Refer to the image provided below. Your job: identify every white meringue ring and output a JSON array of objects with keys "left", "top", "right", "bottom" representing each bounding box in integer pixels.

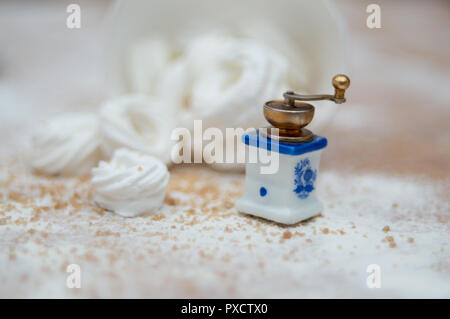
[
  {"left": 157, "top": 32, "right": 289, "bottom": 130},
  {"left": 30, "top": 113, "right": 103, "bottom": 176},
  {"left": 127, "top": 38, "right": 173, "bottom": 95},
  {"left": 190, "top": 36, "right": 288, "bottom": 129},
  {"left": 91, "top": 148, "right": 170, "bottom": 217},
  {"left": 99, "top": 95, "right": 175, "bottom": 164}
]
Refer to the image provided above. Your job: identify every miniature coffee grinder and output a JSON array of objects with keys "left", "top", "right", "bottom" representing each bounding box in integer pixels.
[{"left": 236, "top": 75, "right": 350, "bottom": 224}]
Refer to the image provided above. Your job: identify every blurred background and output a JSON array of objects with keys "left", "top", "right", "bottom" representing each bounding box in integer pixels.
[{"left": 0, "top": 0, "right": 448, "bottom": 179}]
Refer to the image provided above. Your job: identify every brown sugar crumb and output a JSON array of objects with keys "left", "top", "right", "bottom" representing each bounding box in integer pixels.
[
  {"left": 93, "top": 208, "right": 105, "bottom": 216},
  {"left": 199, "top": 250, "right": 212, "bottom": 259},
  {"left": 54, "top": 201, "right": 68, "bottom": 210},
  {"left": 9, "top": 251, "right": 16, "bottom": 261},
  {"left": 408, "top": 237, "right": 415, "bottom": 243},
  {"left": 8, "top": 191, "right": 25, "bottom": 202},
  {"left": 82, "top": 251, "right": 98, "bottom": 262},
  {"left": 338, "top": 229, "right": 346, "bottom": 235},
  {"left": 164, "top": 195, "right": 178, "bottom": 206},
  {"left": 392, "top": 203, "right": 398, "bottom": 208},
  {"left": 30, "top": 212, "right": 41, "bottom": 223},
  {"left": 138, "top": 166, "right": 143, "bottom": 172},
  {"left": 321, "top": 228, "right": 329, "bottom": 234},
  {"left": 224, "top": 225, "right": 233, "bottom": 233},
  {"left": 152, "top": 214, "right": 165, "bottom": 221},
  {"left": 306, "top": 239, "right": 312, "bottom": 243},
  {"left": 282, "top": 230, "right": 292, "bottom": 239},
  {"left": 0, "top": 218, "right": 9, "bottom": 225},
  {"left": 14, "top": 217, "right": 27, "bottom": 226},
  {"left": 186, "top": 208, "right": 196, "bottom": 215},
  {"left": 384, "top": 236, "right": 397, "bottom": 248},
  {"left": 4, "top": 203, "right": 16, "bottom": 212},
  {"left": 95, "top": 230, "right": 120, "bottom": 237},
  {"left": 382, "top": 225, "right": 390, "bottom": 233}
]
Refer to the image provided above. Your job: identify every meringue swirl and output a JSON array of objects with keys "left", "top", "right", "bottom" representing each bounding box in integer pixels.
[
  {"left": 91, "top": 148, "right": 169, "bottom": 217},
  {"left": 31, "top": 113, "right": 102, "bottom": 176},
  {"left": 189, "top": 34, "right": 288, "bottom": 129},
  {"left": 99, "top": 95, "right": 175, "bottom": 164},
  {"left": 127, "top": 38, "right": 172, "bottom": 95},
  {"left": 156, "top": 32, "right": 288, "bottom": 130}
]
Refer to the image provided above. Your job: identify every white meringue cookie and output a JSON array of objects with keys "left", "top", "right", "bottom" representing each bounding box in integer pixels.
[
  {"left": 127, "top": 38, "right": 173, "bottom": 95},
  {"left": 155, "top": 32, "right": 287, "bottom": 170},
  {"left": 91, "top": 148, "right": 169, "bottom": 217},
  {"left": 30, "top": 113, "right": 103, "bottom": 176},
  {"left": 157, "top": 32, "right": 288, "bottom": 130},
  {"left": 99, "top": 95, "right": 175, "bottom": 164}
]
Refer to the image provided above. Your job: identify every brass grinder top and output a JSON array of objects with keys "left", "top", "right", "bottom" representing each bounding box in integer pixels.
[{"left": 262, "top": 74, "right": 350, "bottom": 143}]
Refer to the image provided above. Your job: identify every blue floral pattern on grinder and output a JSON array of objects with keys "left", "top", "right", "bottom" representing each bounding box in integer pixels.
[{"left": 293, "top": 158, "right": 317, "bottom": 199}]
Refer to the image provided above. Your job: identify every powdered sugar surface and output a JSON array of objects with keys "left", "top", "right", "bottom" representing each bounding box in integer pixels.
[{"left": 1, "top": 160, "right": 448, "bottom": 298}]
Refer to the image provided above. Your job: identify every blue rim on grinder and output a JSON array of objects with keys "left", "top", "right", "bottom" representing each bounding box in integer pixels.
[{"left": 236, "top": 75, "right": 350, "bottom": 225}]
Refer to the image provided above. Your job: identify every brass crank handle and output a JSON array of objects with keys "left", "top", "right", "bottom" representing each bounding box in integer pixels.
[{"left": 283, "top": 74, "right": 350, "bottom": 106}]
